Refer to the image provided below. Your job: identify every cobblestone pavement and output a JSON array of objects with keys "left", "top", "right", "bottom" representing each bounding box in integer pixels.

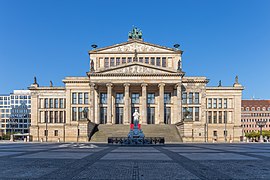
[{"left": 0, "top": 142, "right": 270, "bottom": 179}]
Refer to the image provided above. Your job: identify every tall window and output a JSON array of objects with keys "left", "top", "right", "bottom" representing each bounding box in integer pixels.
[
  {"left": 156, "top": 57, "right": 161, "bottom": 66},
  {"left": 218, "top": 111, "right": 222, "bottom": 123},
  {"left": 164, "top": 93, "right": 171, "bottom": 104},
  {"left": 188, "top": 93, "right": 193, "bottom": 104},
  {"left": 55, "top": 99, "right": 59, "bottom": 108},
  {"left": 78, "top": 93, "right": 83, "bottom": 104},
  {"left": 110, "top": 57, "right": 115, "bottom": 67},
  {"left": 145, "top": 57, "right": 149, "bottom": 64},
  {"left": 72, "top": 93, "right": 77, "bottom": 104},
  {"left": 84, "top": 93, "right": 89, "bottom": 104},
  {"left": 44, "top": 99, "right": 48, "bottom": 108},
  {"left": 147, "top": 93, "right": 155, "bottom": 104},
  {"left": 224, "top": 98, "right": 228, "bottom": 109},
  {"left": 213, "top": 111, "right": 217, "bottom": 123},
  {"left": 60, "top": 99, "right": 64, "bottom": 108},
  {"left": 105, "top": 57, "right": 109, "bottom": 68},
  {"left": 116, "top": 57, "right": 120, "bottom": 65},
  {"left": 122, "top": 57, "right": 126, "bottom": 64},
  {"left": 194, "top": 93, "right": 199, "bottom": 104},
  {"left": 213, "top": 98, "right": 217, "bottom": 109},
  {"left": 100, "top": 93, "right": 107, "bottom": 104},
  {"left": 72, "top": 107, "right": 77, "bottom": 121},
  {"left": 151, "top": 57, "right": 155, "bottom": 65},
  {"left": 218, "top": 98, "right": 222, "bottom": 108},
  {"left": 132, "top": 93, "right": 140, "bottom": 104},
  {"left": 49, "top": 99, "right": 53, "bottom": 108},
  {"left": 208, "top": 98, "right": 212, "bottom": 108},
  {"left": 195, "top": 107, "right": 199, "bottom": 121},
  {"left": 162, "top": 57, "right": 166, "bottom": 67},
  {"left": 116, "top": 93, "right": 124, "bottom": 104},
  {"left": 182, "top": 92, "right": 187, "bottom": 104}
]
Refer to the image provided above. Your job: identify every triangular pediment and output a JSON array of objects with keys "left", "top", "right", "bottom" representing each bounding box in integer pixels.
[
  {"left": 89, "top": 40, "right": 180, "bottom": 53},
  {"left": 94, "top": 62, "right": 181, "bottom": 75}
]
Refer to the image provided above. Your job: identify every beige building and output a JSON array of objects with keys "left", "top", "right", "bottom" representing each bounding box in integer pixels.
[{"left": 29, "top": 27, "right": 244, "bottom": 143}]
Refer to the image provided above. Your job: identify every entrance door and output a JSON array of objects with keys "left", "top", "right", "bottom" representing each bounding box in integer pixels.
[
  {"left": 147, "top": 107, "right": 155, "bottom": 124},
  {"left": 116, "top": 107, "right": 123, "bottom": 124}
]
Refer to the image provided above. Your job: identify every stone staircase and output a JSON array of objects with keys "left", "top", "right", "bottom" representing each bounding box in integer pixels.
[{"left": 90, "top": 124, "right": 183, "bottom": 143}]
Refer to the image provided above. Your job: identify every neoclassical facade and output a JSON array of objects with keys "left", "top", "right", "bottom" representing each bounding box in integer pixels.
[{"left": 29, "top": 28, "right": 244, "bottom": 142}]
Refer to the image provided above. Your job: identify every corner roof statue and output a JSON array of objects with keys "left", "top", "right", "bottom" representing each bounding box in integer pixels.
[{"left": 128, "top": 27, "right": 143, "bottom": 40}]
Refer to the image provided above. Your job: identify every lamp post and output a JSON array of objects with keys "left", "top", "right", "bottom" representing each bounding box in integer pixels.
[{"left": 256, "top": 119, "right": 266, "bottom": 143}]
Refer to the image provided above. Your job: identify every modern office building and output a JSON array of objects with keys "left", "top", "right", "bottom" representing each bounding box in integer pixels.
[
  {"left": 0, "top": 90, "right": 31, "bottom": 135},
  {"left": 241, "top": 100, "right": 270, "bottom": 134},
  {"left": 29, "top": 27, "right": 244, "bottom": 142}
]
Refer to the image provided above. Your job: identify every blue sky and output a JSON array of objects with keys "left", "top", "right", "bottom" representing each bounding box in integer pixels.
[{"left": 0, "top": 0, "right": 270, "bottom": 99}]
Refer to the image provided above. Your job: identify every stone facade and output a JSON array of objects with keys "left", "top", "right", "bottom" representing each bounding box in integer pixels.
[{"left": 29, "top": 28, "right": 244, "bottom": 142}]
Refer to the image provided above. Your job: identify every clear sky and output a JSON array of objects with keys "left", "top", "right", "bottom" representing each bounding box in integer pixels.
[{"left": 0, "top": 0, "right": 270, "bottom": 99}]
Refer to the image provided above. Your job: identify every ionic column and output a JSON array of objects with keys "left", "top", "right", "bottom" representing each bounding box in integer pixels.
[
  {"left": 124, "top": 83, "right": 130, "bottom": 124},
  {"left": 89, "top": 83, "right": 95, "bottom": 122},
  {"left": 176, "top": 83, "right": 182, "bottom": 123},
  {"left": 141, "top": 83, "right": 148, "bottom": 124},
  {"left": 106, "top": 83, "right": 113, "bottom": 124},
  {"left": 158, "top": 83, "right": 165, "bottom": 124}
]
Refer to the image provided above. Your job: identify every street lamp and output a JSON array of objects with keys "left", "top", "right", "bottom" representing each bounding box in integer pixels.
[{"left": 256, "top": 119, "right": 266, "bottom": 143}]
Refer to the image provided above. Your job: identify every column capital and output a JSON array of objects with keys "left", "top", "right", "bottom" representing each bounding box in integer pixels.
[
  {"left": 158, "top": 83, "right": 165, "bottom": 88},
  {"left": 141, "top": 83, "right": 148, "bottom": 87},
  {"left": 106, "top": 83, "right": 113, "bottom": 88},
  {"left": 123, "top": 83, "right": 130, "bottom": 87}
]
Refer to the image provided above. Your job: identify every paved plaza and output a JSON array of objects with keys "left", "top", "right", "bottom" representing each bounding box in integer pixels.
[{"left": 0, "top": 143, "right": 270, "bottom": 179}]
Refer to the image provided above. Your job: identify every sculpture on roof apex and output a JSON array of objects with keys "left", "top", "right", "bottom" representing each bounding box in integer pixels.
[{"left": 128, "top": 26, "right": 143, "bottom": 40}]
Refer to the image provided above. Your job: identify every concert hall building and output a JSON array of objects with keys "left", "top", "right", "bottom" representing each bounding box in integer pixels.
[{"left": 29, "top": 27, "right": 244, "bottom": 143}]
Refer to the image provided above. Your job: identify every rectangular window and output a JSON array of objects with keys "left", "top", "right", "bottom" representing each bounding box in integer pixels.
[
  {"left": 188, "top": 93, "right": 193, "bottom": 104},
  {"left": 218, "top": 98, "right": 222, "bottom": 108},
  {"left": 147, "top": 93, "right": 155, "bottom": 104},
  {"left": 72, "top": 93, "right": 77, "bottom": 104},
  {"left": 194, "top": 93, "right": 199, "bottom": 104},
  {"left": 100, "top": 93, "right": 107, "bottom": 104},
  {"left": 151, "top": 57, "right": 155, "bottom": 65},
  {"left": 139, "top": 57, "right": 143, "bottom": 63},
  {"left": 122, "top": 57, "right": 126, "bottom": 64},
  {"left": 60, "top": 99, "right": 64, "bottom": 108},
  {"left": 54, "top": 130, "right": 58, "bottom": 136},
  {"left": 128, "top": 57, "right": 132, "bottom": 63},
  {"left": 84, "top": 93, "right": 89, "bottom": 104},
  {"left": 116, "top": 57, "right": 120, "bottom": 65},
  {"left": 164, "top": 93, "right": 171, "bottom": 104},
  {"left": 116, "top": 93, "right": 124, "bottom": 104},
  {"left": 110, "top": 57, "right": 115, "bottom": 67},
  {"left": 55, "top": 111, "right": 58, "bottom": 123},
  {"left": 213, "top": 111, "right": 217, "bottom": 123},
  {"left": 224, "top": 98, "right": 228, "bottom": 109},
  {"left": 156, "top": 57, "right": 161, "bottom": 66},
  {"left": 55, "top": 99, "right": 59, "bottom": 108},
  {"left": 44, "top": 98, "right": 48, "bottom": 108},
  {"left": 78, "top": 107, "right": 83, "bottom": 120},
  {"left": 208, "top": 98, "right": 212, "bottom": 108},
  {"left": 208, "top": 111, "right": 212, "bottom": 123},
  {"left": 49, "top": 99, "right": 53, "bottom": 108},
  {"left": 105, "top": 57, "right": 109, "bottom": 68},
  {"left": 162, "top": 57, "right": 166, "bottom": 67},
  {"left": 132, "top": 93, "right": 140, "bottom": 104},
  {"left": 145, "top": 57, "right": 149, "bottom": 64},
  {"left": 218, "top": 111, "right": 222, "bottom": 123},
  {"left": 78, "top": 93, "right": 83, "bottom": 104},
  {"left": 182, "top": 92, "right": 187, "bottom": 104},
  {"left": 213, "top": 98, "right": 217, "bottom": 109},
  {"left": 195, "top": 107, "right": 199, "bottom": 121},
  {"left": 59, "top": 111, "right": 63, "bottom": 123},
  {"left": 72, "top": 107, "right": 77, "bottom": 121}
]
